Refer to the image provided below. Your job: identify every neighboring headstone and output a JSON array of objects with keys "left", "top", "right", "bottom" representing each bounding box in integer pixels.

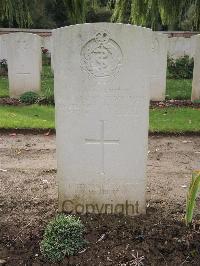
[
  {"left": 190, "top": 35, "right": 196, "bottom": 58},
  {"left": 192, "top": 34, "right": 200, "bottom": 101},
  {"left": 150, "top": 32, "right": 168, "bottom": 101},
  {"left": 0, "top": 34, "right": 8, "bottom": 61},
  {"left": 53, "top": 23, "right": 152, "bottom": 216},
  {"left": 7, "top": 32, "right": 42, "bottom": 98},
  {"left": 168, "top": 36, "right": 192, "bottom": 59}
]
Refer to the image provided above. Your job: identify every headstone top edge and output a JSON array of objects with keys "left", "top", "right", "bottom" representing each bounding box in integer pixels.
[{"left": 53, "top": 23, "right": 152, "bottom": 33}]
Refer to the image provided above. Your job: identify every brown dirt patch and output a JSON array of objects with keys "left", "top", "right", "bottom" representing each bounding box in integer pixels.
[
  {"left": 0, "top": 134, "right": 200, "bottom": 265},
  {"left": 1, "top": 98, "right": 200, "bottom": 109},
  {"left": 150, "top": 100, "right": 200, "bottom": 108},
  {"left": 0, "top": 98, "right": 21, "bottom": 105}
]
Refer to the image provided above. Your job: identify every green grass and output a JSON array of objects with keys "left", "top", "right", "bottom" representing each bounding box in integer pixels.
[
  {"left": 0, "top": 65, "right": 54, "bottom": 99},
  {"left": 150, "top": 107, "right": 200, "bottom": 133},
  {"left": 0, "top": 77, "right": 9, "bottom": 97},
  {"left": 0, "top": 105, "right": 54, "bottom": 129},
  {"left": 0, "top": 105, "right": 200, "bottom": 133},
  {"left": 166, "top": 79, "right": 192, "bottom": 100},
  {"left": 41, "top": 65, "right": 54, "bottom": 99}
]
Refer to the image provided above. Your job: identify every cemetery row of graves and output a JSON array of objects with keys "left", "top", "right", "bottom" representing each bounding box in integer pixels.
[
  {"left": 0, "top": 31, "right": 200, "bottom": 133},
  {"left": 0, "top": 24, "right": 200, "bottom": 265}
]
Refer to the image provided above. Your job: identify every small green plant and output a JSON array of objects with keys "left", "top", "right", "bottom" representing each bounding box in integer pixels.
[
  {"left": 167, "top": 55, "right": 194, "bottom": 79},
  {"left": 40, "top": 214, "right": 86, "bottom": 262},
  {"left": 20, "top": 91, "right": 39, "bottom": 104},
  {"left": 185, "top": 171, "right": 200, "bottom": 226}
]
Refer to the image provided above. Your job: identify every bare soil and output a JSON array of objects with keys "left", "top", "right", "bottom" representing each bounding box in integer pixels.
[
  {"left": 0, "top": 134, "right": 200, "bottom": 265},
  {"left": 150, "top": 100, "right": 200, "bottom": 108}
]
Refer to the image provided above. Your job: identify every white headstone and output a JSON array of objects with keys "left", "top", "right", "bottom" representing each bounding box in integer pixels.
[
  {"left": 7, "top": 32, "right": 42, "bottom": 98},
  {"left": 53, "top": 23, "right": 152, "bottom": 216},
  {"left": 192, "top": 34, "right": 200, "bottom": 101},
  {"left": 150, "top": 32, "right": 168, "bottom": 101}
]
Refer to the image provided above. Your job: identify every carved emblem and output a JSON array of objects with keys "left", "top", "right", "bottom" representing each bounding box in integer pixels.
[{"left": 81, "top": 31, "right": 123, "bottom": 78}]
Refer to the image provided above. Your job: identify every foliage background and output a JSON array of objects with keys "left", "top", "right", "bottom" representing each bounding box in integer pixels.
[{"left": 1, "top": 0, "right": 200, "bottom": 30}]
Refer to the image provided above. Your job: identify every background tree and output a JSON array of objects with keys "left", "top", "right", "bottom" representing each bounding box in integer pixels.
[
  {"left": 112, "top": 0, "right": 200, "bottom": 31},
  {"left": 0, "top": 0, "right": 32, "bottom": 27},
  {"left": 86, "top": 0, "right": 113, "bottom": 23},
  {"left": 63, "top": 0, "right": 87, "bottom": 24},
  {"left": 2, "top": 0, "right": 200, "bottom": 30},
  {"left": 29, "top": 0, "right": 58, "bottom": 29}
]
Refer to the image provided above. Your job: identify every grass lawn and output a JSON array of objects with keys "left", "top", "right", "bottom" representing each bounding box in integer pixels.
[
  {"left": 166, "top": 79, "right": 192, "bottom": 100},
  {"left": 150, "top": 107, "right": 200, "bottom": 133},
  {"left": 0, "top": 105, "right": 200, "bottom": 133},
  {"left": 0, "top": 77, "right": 9, "bottom": 97},
  {"left": 0, "top": 105, "right": 54, "bottom": 129},
  {"left": 41, "top": 65, "right": 54, "bottom": 100}
]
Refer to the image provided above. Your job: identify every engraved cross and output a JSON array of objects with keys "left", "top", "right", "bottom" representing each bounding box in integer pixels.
[{"left": 85, "top": 120, "right": 119, "bottom": 175}]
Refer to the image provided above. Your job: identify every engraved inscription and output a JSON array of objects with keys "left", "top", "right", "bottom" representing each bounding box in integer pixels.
[
  {"left": 81, "top": 31, "right": 123, "bottom": 78},
  {"left": 85, "top": 120, "right": 119, "bottom": 175}
]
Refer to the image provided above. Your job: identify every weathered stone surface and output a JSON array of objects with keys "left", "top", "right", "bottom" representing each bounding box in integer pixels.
[
  {"left": 7, "top": 32, "right": 42, "bottom": 98},
  {"left": 53, "top": 23, "right": 152, "bottom": 215}
]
